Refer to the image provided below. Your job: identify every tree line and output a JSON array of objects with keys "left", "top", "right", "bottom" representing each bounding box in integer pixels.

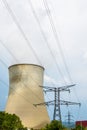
[{"left": 0, "top": 112, "right": 87, "bottom": 130}]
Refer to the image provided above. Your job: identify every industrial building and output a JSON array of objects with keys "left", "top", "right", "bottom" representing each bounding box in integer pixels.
[
  {"left": 5, "top": 64, "right": 50, "bottom": 129},
  {"left": 76, "top": 120, "right": 87, "bottom": 128}
]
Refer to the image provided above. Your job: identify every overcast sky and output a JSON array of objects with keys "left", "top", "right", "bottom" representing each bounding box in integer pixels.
[{"left": 0, "top": 0, "right": 87, "bottom": 122}]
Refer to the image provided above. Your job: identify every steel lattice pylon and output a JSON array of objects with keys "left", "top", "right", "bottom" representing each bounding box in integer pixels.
[{"left": 34, "top": 84, "right": 81, "bottom": 121}]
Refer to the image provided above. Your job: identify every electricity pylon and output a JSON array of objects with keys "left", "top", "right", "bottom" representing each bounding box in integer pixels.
[
  {"left": 65, "top": 111, "right": 74, "bottom": 125},
  {"left": 34, "top": 84, "right": 81, "bottom": 121}
]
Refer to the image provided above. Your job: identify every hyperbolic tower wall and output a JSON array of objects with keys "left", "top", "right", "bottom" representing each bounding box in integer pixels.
[{"left": 5, "top": 64, "right": 50, "bottom": 129}]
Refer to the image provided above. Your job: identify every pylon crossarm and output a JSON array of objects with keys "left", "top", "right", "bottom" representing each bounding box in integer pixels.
[
  {"left": 33, "top": 100, "right": 54, "bottom": 107},
  {"left": 40, "top": 84, "right": 75, "bottom": 91},
  {"left": 60, "top": 100, "right": 81, "bottom": 106},
  {"left": 39, "top": 85, "right": 55, "bottom": 89},
  {"left": 61, "top": 88, "right": 70, "bottom": 92},
  {"left": 58, "top": 84, "right": 76, "bottom": 91},
  {"left": 39, "top": 85, "right": 55, "bottom": 91},
  {"left": 40, "top": 84, "right": 76, "bottom": 92},
  {"left": 45, "top": 89, "right": 55, "bottom": 92}
]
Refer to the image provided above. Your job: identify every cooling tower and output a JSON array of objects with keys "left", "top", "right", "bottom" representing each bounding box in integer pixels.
[{"left": 5, "top": 64, "right": 50, "bottom": 129}]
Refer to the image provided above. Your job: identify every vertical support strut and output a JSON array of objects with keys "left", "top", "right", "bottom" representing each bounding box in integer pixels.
[
  {"left": 53, "top": 88, "right": 56, "bottom": 120},
  {"left": 58, "top": 88, "right": 61, "bottom": 121},
  {"left": 53, "top": 88, "right": 61, "bottom": 121}
]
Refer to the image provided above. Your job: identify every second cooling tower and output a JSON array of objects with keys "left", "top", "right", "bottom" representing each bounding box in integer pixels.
[{"left": 5, "top": 64, "right": 50, "bottom": 129}]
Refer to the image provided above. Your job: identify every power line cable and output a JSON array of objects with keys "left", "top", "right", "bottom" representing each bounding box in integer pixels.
[
  {"left": 0, "top": 0, "right": 44, "bottom": 86},
  {"left": 30, "top": 0, "right": 81, "bottom": 120},
  {"left": 0, "top": 80, "right": 36, "bottom": 105},
  {"left": 1, "top": 0, "right": 71, "bottom": 89},
  {"left": 1, "top": 0, "right": 58, "bottom": 104},
  {"left": 0, "top": 57, "right": 53, "bottom": 114},
  {"left": 27, "top": 0, "right": 68, "bottom": 85},
  {"left": 1, "top": 0, "right": 76, "bottom": 115},
  {"left": 0, "top": 79, "right": 51, "bottom": 120},
  {"left": 42, "top": 0, "right": 73, "bottom": 84},
  {"left": 0, "top": 75, "right": 52, "bottom": 116},
  {"left": 0, "top": 58, "right": 45, "bottom": 103},
  {"left": 0, "top": 40, "right": 18, "bottom": 62},
  {"left": 0, "top": 58, "right": 8, "bottom": 67},
  {"left": 27, "top": 0, "right": 67, "bottom": 102},
  {"left": 0, "top": 75, "right": 52, "bottom": 115},
  {"left": 1, "top": 0, "right": 57, "bottom": 115},
  {"left": 1, "top": 0, "right": 42, "bottom": 66},
  {"left": 1, "top": 0, "right": 57, "bottom": 88},
  {"left": 0, "top": 33, "right": 53, "bottom": 108},
  {"left": 0, "top": 40, "right": 78, "bottom": 118},
  {"left": 42, "top": 0, "right": 81, "bottom": 105}
]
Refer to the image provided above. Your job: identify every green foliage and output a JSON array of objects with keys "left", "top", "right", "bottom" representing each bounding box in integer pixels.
[
  {"left": 0, "top": 111, "right": 27, "bottom": 130},
  {"left": 40, "top": 120, "right": 66, "bottom": 130},
  {"left": 76, "top": 125, "right": 84, "bottom": 130},
  {"left": 71, "top": 125, "right": 85, "bottom": 130}
]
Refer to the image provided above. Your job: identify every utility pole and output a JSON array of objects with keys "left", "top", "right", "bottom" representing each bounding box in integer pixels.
[{"left": 34, "top": 84, "right": 81, "bottom": 121}]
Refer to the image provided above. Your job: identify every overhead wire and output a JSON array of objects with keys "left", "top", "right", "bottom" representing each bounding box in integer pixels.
[
  {"left": 42, "top": 0, "right": 81, "bottom": 106},
  {"left": 0, "top": 0, "right": 78, "bottom": 117},
  {"left": 27, "top": 0, "right": 67, "bottom": 85},
  {"left": 26, "top": 0, "right": 80, "bottom": 118},
  {"left": 0, "top": 40, "right": 18, "bottom": 62},
  {"left": 1, "top": 0, "right": 46, "bottom": 101},
  {"left": 42, "top": 0, "right": 73, "bottom": 84},
  {"left": 41, "top": 0, "right": 82, "bottom": 121},
  {"left": 0, "top": 57, "right": 45, "bottom": 104},
  {"left": 0, "top": 37, "right": 46, "bottom": 102},
  {"left": 0, "top": 80, "right": 35, "bottom": 105},
  {"left": 1, "top": 0, "right": 56, "bottom": 88},
  {"left": 0, "top": 60, "right": 52, "bottom": 116},
  {"left": 0, "top": 0, "right": 56, "bottom": 107},
  {"left": 1, "top": 0, "right": 42, "bottom": 66},
  {"left": 0, "top": 47, "right": 53, "bottom": 114},
  {"left": 1, "top": 0, "right": 72, "bottom": 94},
  {"left": 0, "top": 0, "right": 74, "bottom": 100},
  {"left": 0, "top": 58, "right": 8, "bottom": 67},
  {"left": 0, "top": 80, "right": 52, "bottom": 120}
]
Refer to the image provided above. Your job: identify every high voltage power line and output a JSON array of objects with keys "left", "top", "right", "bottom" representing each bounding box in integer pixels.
[
  {"left": 1, "top": 0, "right": 65, "bottom": 86},
  {"left": 1, "top": 0, "right": 56, "bottom": 89},
  {"left": 1, "top": 0, "right": 42, "bottom": 66},
  {"left": 0, "top": 58, "right": 8, "bottom": 68},
  {"left": 34, "top": 84, "right": 81, "bottom": 121},
  {"left": 0, "top": 39, "right": 18, "bottom": 62},
  {"left": 27, "top": 0, "right": 67, "bottom": 85},
  {"left": 28, "top": 0, "right": 81, "bottom": 120},
  {"left": 0, "top": 2, "right": 68, "bottom": 118},
  {"left": 0, "top": 41, "right": 53, "bottom": 114},
  {"left": 0, "top": 0, "right": 74, "bottom": 102},
  {"left": 42, "top": 0, "right": 80, "bottom": 104},
  {"left": 0, "top": 59, "right": 47, "bottom": 106},
  {"left": 0, "top": 67, "right": 53, "bottom": 115},
  {"left": 0, "top": 38, "right": 53, "bottom": 106},
  {"left": 27, "top": 0, "right": 80, "bottom": 105},
  {"left": 0, "top": 80, "right": 39, "bottom": 106},
  {"left": 42, "top": 0, "right": 73, "bottom": 84},
  {"left": 0, "top": 0, "right": 80, "bottom": 94},
  {"left": 0, "top": 0, "right": 81, "bottom": 120},
  {"left": 1, "top": 0, "right": 70, "bottom": 86}
]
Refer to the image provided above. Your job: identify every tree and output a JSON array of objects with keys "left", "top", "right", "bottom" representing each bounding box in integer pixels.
[
  {"left": 71, "top": 125, "right": 85, "bottom": 130},
  {"left": 75, "top": 125, "right": 84, "bottom": 130},
  {"left": 40, "top": 120, "right": 66, "bottom": 130},
  {"left": 0, "top": 111, "right": 27, "bottom": 130}
]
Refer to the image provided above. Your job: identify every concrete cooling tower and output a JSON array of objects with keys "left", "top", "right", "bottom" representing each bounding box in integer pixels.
[{"left": 5, "top": 64, "right": 50, "bottom": 129}]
